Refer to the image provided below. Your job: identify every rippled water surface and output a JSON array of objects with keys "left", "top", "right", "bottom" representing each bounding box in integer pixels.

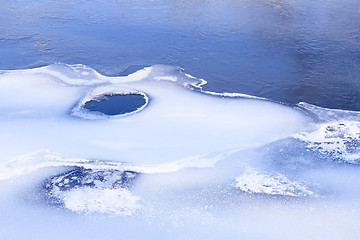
[{"left": 1, "top": 0, "right": 360, "bottom": 109}]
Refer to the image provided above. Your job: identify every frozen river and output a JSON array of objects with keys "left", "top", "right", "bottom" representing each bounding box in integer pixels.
[{"left": 1, "top": 1, "right": 360, "bottom": 239}]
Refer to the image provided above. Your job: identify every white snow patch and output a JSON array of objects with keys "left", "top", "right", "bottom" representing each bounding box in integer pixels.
[
  {"left": 294, "top": 121, "right": 360, "bottom": 164},
  {"left": 154, "top": 76, "right": 178, "bottom": 82},
  {"left": 201, "top": 90, "right": 267, "bottom": 100},
  {"left": 62, "top": 187, "right": 141, "bottom": 215},
  {"left": 234, "top": 169, "right": 314, "bottom": 197}
]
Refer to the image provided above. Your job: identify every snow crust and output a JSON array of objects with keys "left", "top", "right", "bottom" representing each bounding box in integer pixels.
[
  {"left": 295, "top": 103, "right": 360, "bottom": 164},
  {"left": 62, "top": 187, "right": 141, "bottom": 215},
  {"left": 235, "top": 168, "right": 314, "bottom": 197}
]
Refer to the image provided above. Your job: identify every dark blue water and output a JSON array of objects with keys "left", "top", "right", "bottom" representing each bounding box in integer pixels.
[
  {"left": 1, "top": 0, "right": 360, "bottom": 110},
  {"left": 83, "top": 94, "right": 146, "bottom": 115}
]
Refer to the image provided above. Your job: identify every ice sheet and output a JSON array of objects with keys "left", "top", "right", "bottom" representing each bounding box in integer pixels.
[
  {"left": 1, "top": 65, "right": 360, "bottom": 239},
  {"left": 0, "top": 64, "right": 309, "bottom": 165}
]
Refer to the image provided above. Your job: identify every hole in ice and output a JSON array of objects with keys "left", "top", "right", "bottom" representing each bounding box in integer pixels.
[{"left": 83, "top": 93, "right": 147, "bottom": 116}]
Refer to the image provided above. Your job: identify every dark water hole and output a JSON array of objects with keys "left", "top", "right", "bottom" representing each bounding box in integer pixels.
[{"left": 83, "top": 94, "right": 147, "bottom": 116}]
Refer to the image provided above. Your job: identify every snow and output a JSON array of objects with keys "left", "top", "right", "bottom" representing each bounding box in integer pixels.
[
  {"left": 1, "top": 64, "right": 360, "bottom": 239},
  {"left": 234, "top": 168, "right": 315, "bottom": 197}
]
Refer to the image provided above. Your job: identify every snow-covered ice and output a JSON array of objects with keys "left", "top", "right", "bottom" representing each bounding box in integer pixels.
[{"left": 0, "top": 64, "right": 360, "bottom": 239}]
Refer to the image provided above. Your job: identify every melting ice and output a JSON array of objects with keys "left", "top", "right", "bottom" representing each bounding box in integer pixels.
[{"left": 1, "top": 64, "right": 360, "bottom": 239}]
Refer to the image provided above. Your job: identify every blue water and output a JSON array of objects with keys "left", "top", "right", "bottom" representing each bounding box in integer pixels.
[
  {"left": 83, "top": 94, "right": 147, "bottom": 116},
  {"left": 1, "top": 0, "right": 360, "bottom": 110}
]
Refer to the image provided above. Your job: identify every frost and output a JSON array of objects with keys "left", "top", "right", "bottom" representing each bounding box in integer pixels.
[
  {"left": 234, "top": 169, "right": 314, "bottom": 197},
  {"left": 62, "top": 187, "right": 141, "bottom": 215},
  {"left": 294, "top": 121, "right": 360, "bottom": 164}
]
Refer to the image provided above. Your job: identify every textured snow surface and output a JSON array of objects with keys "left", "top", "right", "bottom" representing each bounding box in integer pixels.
[
  {"left": 235, "top": 169, "right": 314, "bottom": 197},
  {"left": 62, "top": 187, "right": 141, "bottom": 215},
  {"left": 295, "top": 103, "right": 360, "bottom": 164}
]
